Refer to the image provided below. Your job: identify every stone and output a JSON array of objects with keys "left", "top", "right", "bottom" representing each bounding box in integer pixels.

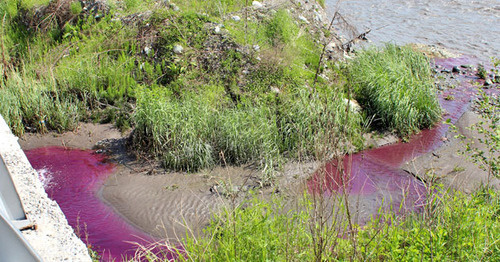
[
  {"left": 231, "top": 15, "right": 241, "bottom": 22},
  {"left": 271, "top": 87, "right": 281, "bottom": 94},
  {"left": 170, "top": 3, "right": 179, "bottom": 11},
  {"left": 452, "top": 66, "right": 460, "bottom": 73},
  {"left": 253, "top": 44, "right": 260, "bottom": 51},
  {"left": 313, "top": 11, "right": 322, "bottom": 22},
  {"left": 252, "top": 1, "right": 263, "bottom": 8},
  {"left": 484, "top": 78, "right": 493, "bottom": 86},
  {"left": 173, "top": 44, "right": 183, "bottom": 54},
  {"left": 495, "top": 75, "right": 500, "bottom": 83},
  {"left": 214, "top": 26, "right": 221, "bottom": 34},
  {"left": 344, "top": 98, "right": 361, "bottom": 112},
  {"left": 441, "top": 68, "right": 451, "bottom": 74},
  {"left": 325, "top": 42, "right": 336, "bottom": 52},
  {"left": 461, "top": 64, "right": 473, "bottom": 69},
  {"left": 298, "top": 15, "right": 309, "bottom": 24}
]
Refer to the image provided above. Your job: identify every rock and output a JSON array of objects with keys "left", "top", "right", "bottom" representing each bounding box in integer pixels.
[
  {"left": 231, "top": 15, "right": 241, "bottom": 21},
  {"left": 461, "top": 64, "right": 473, "bottom": 69},
  {"left": 214, "top": 26, "right": 221, "bottom": 34},
  {"left": 170, "top": 3, "right": 179, "bottom": 11},
  {"left": 298, "top": 15, "right": 309, "bottom": 24},
  {"left": 452, "top": 66, "right": 460, "bottom": 73},
  {"left": 441, "top": 68, "right": 451, "bottom": 74},
  {"left": 270, "top": 87, "right": 281, "bottom": 94},
  {"left": 325, "top": 42, "right": 336, "bottom": 52},
  {"left": 484, "top": 78, "right": 493, "bottom": 86},
  {"left": 344, "top": 98, "right": 361, "bottom": 112},
  {"left": 253, "top": 44, "right": 260, "bottom": 51},
  {"left": 495, "top": 75, "right": 500, "bottom": 83},
  {"left": 313, "top": 11, "right": 322, "bottom": 22},
  {"left": 252, "top": 1, "right": 263, "bottom": 8},
  {"left": 173, "top": 44, "right": 183, "bottom": 54}
]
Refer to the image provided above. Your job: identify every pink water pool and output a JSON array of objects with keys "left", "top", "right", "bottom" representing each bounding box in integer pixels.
[{"left": 24, "top": 147, "right": 161, "bottom": 261}]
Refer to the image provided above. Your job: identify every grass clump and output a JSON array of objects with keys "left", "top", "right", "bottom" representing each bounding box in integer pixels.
[
  {"left": 0, "top": 70, "right": 80, "bottom": 135},
  {"left": 133, "top": 85, "right": 364, "bottom": 174},
  {"left": 348, "top": 44, "right": 441, "bottom": 136}
]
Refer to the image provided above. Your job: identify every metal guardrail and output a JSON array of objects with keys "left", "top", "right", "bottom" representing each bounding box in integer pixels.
[
  {"left": 0, "top": 155, "right": 31, "bottom": 229},
  {"left": 0, "top": 155, "right": 42, "bottom": 261},
  {"left": 0, "top": 212, "right": 42, "bottom": 262}
]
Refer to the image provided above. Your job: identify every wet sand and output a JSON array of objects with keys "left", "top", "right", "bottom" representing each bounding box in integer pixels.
[
  {"left": 101, "top": 160, "right": 318, "bottom": 239},
  {"left": 403, "top": 111, "right": 500, "bottom": 192}
]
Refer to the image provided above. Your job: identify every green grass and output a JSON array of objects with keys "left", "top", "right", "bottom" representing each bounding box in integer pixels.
[
  {"left": 138, "top": 187, "right": 500, "bottom": 261},
  {"left": 0, "top": 70, "right": 81, "bottom": 135},
  {"left": 348, "top": 44, "right": 442, "bottom": 136},
  {"left": 133, "top": 85, "right": 364, "bottom": 174}
]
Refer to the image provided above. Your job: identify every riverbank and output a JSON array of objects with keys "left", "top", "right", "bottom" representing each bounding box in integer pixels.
[
  {"left": 18, "top": 53, "right": 499, "bottom": 245},
  {"left": 4, "top": 0, "right": 499, "bottom": 260}
]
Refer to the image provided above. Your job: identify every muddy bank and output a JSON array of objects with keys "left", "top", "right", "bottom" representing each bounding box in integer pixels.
[
  {"left": 401, "top": 56, "right": 500, "bottom": 192},
  {"left": 101, "top": 160, "right": 318, "bottom": 239},
  {"left": 403, "top": 111, "right": 500, "bottom": 192},
  {"left": 19, "top": 123, "right": 122, "bottom": 150}
]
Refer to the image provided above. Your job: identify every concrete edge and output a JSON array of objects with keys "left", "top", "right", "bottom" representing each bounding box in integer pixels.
[{"left": 0, "top": 115, "right": 91, "bottom": 262}]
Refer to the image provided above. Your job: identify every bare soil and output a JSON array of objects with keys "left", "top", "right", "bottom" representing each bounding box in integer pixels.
[{"left": 403, "top": 111, "right": 500, "bottom": 193}]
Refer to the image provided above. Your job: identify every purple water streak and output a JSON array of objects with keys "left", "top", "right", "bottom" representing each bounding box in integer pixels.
[
  {"left": 308, "top": 56, "right": 489, "bottom": 214},
  {"left": 24, "top": 147, "right": 160, "bottom": 261}
]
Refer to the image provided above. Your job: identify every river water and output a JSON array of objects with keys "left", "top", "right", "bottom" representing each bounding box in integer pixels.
[
  {"left": 326, "top": 0, "right": 500, "bottom": 61},
  {"left": 24, "top": 147, "right": 163, "bottom": 261}
]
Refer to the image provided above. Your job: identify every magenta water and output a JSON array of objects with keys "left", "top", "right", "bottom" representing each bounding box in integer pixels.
[
  {"left": 308, "top": 56, "right": 491, "bottom": 214},
  {"left": 24, "top": 147, "right": 162, "bottom": 261}
]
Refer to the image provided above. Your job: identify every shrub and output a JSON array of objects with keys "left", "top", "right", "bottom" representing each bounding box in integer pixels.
[
  {"left": 265, "top": 9, "right": 298, "bottom": 46},
  {"left": 132, "top": 85, "right": 364, "bottom": 174},
  {"left": 348, "top": 44, "right": 441, "bottom": 136}
]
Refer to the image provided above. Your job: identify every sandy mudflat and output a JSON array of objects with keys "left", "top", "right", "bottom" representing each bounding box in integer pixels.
[{"left": 101, "top": 161, "right": 318, "bottom": 239}]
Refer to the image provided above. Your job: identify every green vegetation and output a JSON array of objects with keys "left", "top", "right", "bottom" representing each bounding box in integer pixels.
[
  {"left": 1, "top": 0, "right": 441, "bottom": 178},
  {"left": 0, "top": 70, "right": 81, "bottom": 134},
  {"left": 348, "top": 44, "right": 442, "bottom": 136},
  {"left": 135, "top": 187, "right": 500, "bottom": 261}
]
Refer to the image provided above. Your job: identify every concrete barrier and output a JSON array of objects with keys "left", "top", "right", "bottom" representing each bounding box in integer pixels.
[{"left": 0, "top": 115, "right": 91, "bottom": 261}]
